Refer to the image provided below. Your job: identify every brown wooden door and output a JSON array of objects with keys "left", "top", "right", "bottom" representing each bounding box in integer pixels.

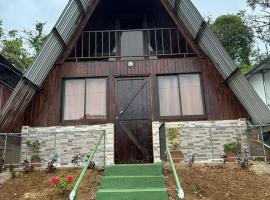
[{"left": 115, "top": 77, "right": 153, "bottom": 164}]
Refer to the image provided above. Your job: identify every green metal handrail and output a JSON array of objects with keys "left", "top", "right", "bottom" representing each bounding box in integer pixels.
[
  {"left": 166, "top": 146, "right": 184, "bottom": 200},
  {"left": 69, "top": 130, "right": 106, "bottom": 200}
]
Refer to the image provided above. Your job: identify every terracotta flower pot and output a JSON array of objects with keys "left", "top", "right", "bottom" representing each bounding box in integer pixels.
[
  {"left": 31, "top": 158, "right": 42, "bottom": 167},
  {"left": 226, "top": 151, "right": 236, "bottom": 162},
  {"left": 170, "top": 150, "right": 183, "bottom": 163}
]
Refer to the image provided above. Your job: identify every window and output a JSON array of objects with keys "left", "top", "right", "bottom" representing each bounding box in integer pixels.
[
  {"left": 63, "top": 78, "right": 107, "bottom": 121},
  {"left": 158, "top": 74, "right": 204, "bottom": 117}
]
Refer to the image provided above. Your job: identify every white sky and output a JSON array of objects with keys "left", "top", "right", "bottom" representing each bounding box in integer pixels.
[{"left": 0, "top": 0, "right": 247, "bottom": 33}]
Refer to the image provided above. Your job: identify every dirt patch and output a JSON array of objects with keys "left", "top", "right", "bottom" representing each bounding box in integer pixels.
[
  {"left": 0, "top": 168, "right": 102, "bottom": 200},
  {"left": 165, "top": 163, "right": 270, "bottom": 200}
]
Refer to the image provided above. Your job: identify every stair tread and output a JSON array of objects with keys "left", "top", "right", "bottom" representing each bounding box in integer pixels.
[{"left": 97, "top": 188, "right": 167, "bottom": 192}]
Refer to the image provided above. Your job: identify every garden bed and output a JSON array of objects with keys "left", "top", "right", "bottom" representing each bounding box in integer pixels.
[
  {"left": 0, "top": 168, "right": 102, "bottom": 200},
  {"left": 0, "top": 163, "right": 270, "bottom": 200},
  {"left": 165, "top": 162, "right": 270, "bottom": 200}
]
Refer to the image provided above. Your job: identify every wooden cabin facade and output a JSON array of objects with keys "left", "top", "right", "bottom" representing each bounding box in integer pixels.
[{"left": 1, "top": 0, "right": 270, "bottom": 165}]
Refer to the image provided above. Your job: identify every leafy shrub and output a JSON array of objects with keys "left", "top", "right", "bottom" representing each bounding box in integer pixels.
[
  {"left": 224, "top": 142, "right": 240, "bottom": 154},
  {"left": 168, "top": 127, "right": 180, "bottom": 150},
  {"left": 27, "top": 140, "right": 41, "bottom": 161}
]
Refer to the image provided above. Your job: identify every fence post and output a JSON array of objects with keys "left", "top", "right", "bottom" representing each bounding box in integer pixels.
[
  {"left": 103, "top": 130, "right": 106, "bottom": 166},
  {"left": 259, "top": 126, "right": 267, "bottom": 162},
  {"left": 209, "top": 127, "right": 214, "bottom": 159},
  {"left": 3, "top": 133, "right": 7, "bottom": 160}
]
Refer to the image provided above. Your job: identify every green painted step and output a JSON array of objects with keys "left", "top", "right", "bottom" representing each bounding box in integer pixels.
[
  {"left": 96, "top": 164, "right": 168, "bottom": 200},
  {"left": 104, "top": 164, "right": 163, "bottom": 176},
  {"left": 96, "top": 188, "right": 168, "bottom": 200},
  {"left": 100, "top": 176, "right": 165, "bottom": 189}
]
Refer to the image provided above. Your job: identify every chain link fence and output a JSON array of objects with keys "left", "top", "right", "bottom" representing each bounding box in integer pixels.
[{"left": 0, "top": 133, "right": 22, "bottom": 166}]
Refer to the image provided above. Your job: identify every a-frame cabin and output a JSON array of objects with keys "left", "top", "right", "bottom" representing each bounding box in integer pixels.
[{"left": 1, "top": 0, "right": 270, "bottom": 165}]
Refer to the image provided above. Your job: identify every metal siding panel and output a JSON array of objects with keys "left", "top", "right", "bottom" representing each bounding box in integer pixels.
[{"left": 228, "top": 72, "right": 270, "bottom": 124}]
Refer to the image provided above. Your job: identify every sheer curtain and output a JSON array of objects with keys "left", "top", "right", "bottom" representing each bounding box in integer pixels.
[
  {"left": 179, "top": 74, "right": 204, "bottom": 115},
  {"left": 63, "top": 79, "right": 85, "bottom": 120},
  {"left": 85, "top": 78, "right": 106, "bottom": 119},
  {"left": 158, "top": 76, "right": 181, "bottom": 116},
  {"left": 121, "top": 31, "right": 144, "bottom": 59}
]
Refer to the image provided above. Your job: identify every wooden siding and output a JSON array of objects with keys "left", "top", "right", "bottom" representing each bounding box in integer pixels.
[
  {"left": 23, "top": 57, "right": 250, "bottom": 127},
  {"left": 0, "top": 83, "right": 12, "bottom": 110}
]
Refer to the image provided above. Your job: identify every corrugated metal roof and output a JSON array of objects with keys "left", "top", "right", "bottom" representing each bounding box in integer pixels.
[{"left": 169, "top": 0, "right": 270, "bottom": 124}]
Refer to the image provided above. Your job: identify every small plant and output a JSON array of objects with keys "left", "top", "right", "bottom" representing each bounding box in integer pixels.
[
  {"left": 224, "top": 142, "right": 240, "bottom": 154},
  {"left": 85, "top": 155, "right": 96, "bottom": 170},
  {"left": 188, "top": 154, "right": 197, "bottom": 168},
  {"left": 51, "top": 175, "right": 73, "bottom": 195},
  {"left": 71, "top": 153, "right": 81, "bottom": 167},
  {"left": 168, "top": 127, "right": 180, "bottom": 150},
  {"left": 45, "top": 158, "right": 57, "bottom": 173},
  {"left": 236, "top": 150, "right": 252, "bottom": 169},
  {"left": 192, "top": 183, "right": 205, "bottom": 198},
  {"left": 20, "top": 159, "right": 33, "bottom": 173},
  {"left": 27, "top": 140, "right": 41, "bottom": 161}
]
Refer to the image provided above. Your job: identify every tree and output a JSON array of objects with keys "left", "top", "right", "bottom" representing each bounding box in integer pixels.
[
  {"left": 24, "top": 22, "right": 48, "bottom": 55},
  {"left": 0, "top": 30, "right": 33, "bottom": 69},
  {"left": 210, "top": 15, "right": 254, "bottom": 73},
  {"left": 0, "top": 21, "right": 47, "bottom": 69},
  {"left": 240, "top": 0, "right": 270, "bottom": 59}
]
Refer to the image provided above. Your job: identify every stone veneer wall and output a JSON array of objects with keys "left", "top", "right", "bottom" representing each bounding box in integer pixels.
[
  {"left": 153, "top": 119, "right": 248, "bottom": 161},
  {"left": 20, "top": 124, "right": 114, "bottom": 167}
]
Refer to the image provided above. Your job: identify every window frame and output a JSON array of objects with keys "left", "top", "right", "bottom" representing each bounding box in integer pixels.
[
  {"left": 61, "top": 76, "right": 109, "bottom": 123},
  {"left": 156, "top": 72, "right": 206, "bottom": 120}
]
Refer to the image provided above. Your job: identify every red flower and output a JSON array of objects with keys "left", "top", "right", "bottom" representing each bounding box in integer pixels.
[
  {"left": 51, "top": 177, "right": 60, "bottom": 185},
  {"left": 67, "top": 175, "right": 73, "bottom": 183}
]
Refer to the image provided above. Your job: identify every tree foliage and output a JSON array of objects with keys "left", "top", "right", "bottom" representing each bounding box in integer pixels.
[
  {"left": 210, "top": 15, "right": 254, "bottom": 73},
  {"left": 24, "top": 22, "right": 48, "bottom": 55},
  {"left": 0, "top": 20, "right": 47, "bottom": 69},
  {"left": 240, "top": 0, "right": 270, "bottom": 56}
]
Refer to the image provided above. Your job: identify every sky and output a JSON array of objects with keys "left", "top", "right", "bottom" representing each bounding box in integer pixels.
[{"left": 0, "top": 0, "right": 248, "bottom": 34}]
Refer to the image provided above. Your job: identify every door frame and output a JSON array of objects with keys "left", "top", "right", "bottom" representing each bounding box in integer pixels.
[{"left": 114, "top": 75, "right": 153, "bottom": 164}]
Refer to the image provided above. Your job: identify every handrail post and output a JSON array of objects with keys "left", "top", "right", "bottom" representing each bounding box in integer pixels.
[
  {"left": 69, "top": 130, "right": 106, "bottom": 200},
  {"left": 166, "top": 146, "right": 184, "bottom": 200}
]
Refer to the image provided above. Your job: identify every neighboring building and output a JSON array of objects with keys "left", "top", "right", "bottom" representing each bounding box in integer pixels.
[
  {"left": 246, "top": 57, "right": 270, "bottom": 108},
  {"left": 0, "top": 0, "right": 270, "bottom": 165},
  {"left": 0, "top": 55, "right": 23, "bottom": 111}
]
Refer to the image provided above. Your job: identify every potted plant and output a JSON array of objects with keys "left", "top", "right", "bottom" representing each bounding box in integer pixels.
[
  {"left": 223, "top": 142, "right": 240, "bottom": 162},
  {"left": 168, "top": 127, "right": 183, "bottom": 163},
  {"left": 27, "top": 140, "right": 41, "bottom": 167}
]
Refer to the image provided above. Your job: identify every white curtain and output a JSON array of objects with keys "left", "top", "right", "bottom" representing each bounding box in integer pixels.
[
  {"left": 179, "top": 74, "right": 204, "bottom": 115},
  {"left": 158, "top": 76, "right": 181, "bottom": 116},
  {"left": 85, "top": 78, "right": 106, "bottom": 119},
  {"left": 63, "top": 80, "right": 85, "bottom": 120},
  {"left": 121, "top": 31, "right": 144, "bottom": 59}
]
